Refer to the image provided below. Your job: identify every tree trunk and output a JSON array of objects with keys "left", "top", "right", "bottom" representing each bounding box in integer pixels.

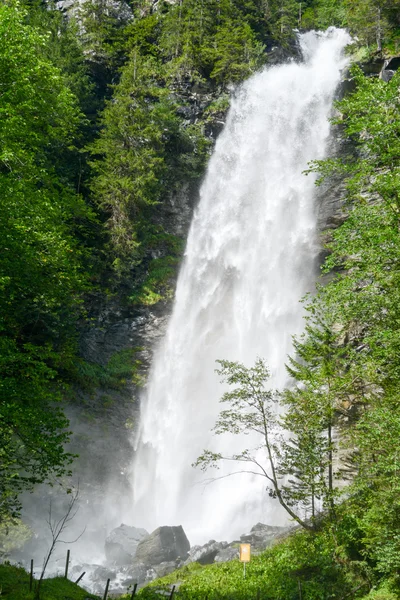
[{"left": 376, "top": 7, "right": 382, "bottom": 53}]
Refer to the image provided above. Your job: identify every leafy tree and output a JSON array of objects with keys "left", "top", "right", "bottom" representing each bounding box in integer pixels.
[
  {"left": 77, "top": 0, "right": 132, "bottom": 95},
  {"left": 299, "top": 65, "right": 400, "bottom": 584},
  {"left": 209, "top": 20, "right": 265, "bottom": 83},
  {"left": 348, "top": 399, "right": 400, "bottom": 577},
  {"left": 344, "top": 0, "right": 400, "bottom": 51},
  {"left": 194, "top": 358, "right": 336, "bottom": 531},
  {"left": 89, "top": 50, "right": 209, "bottom": 288},
  {"left": 22, "top": 0, "right": 95, "bottom": 117},
  {"left": 300, "top": 0, "right": 346, "bottom": 29},
  {"left": 0, "top": 2, "right": 93, "bottom": 521},
  {"left": 158, "top": 0, "right": 267, "bottom": 83},
  {"left": 309, "top": 68, "right": 400, "bottom": 394},
  {"left": 0, "top": 340, "right": 74, "bottom": 522},
  {"left": 270, "top": 0, "right": 300, "bottom": 44}
]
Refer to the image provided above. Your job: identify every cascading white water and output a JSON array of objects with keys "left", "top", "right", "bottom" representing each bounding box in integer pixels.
[{"left": 131, "top": 29, "right": 351, "bottom": 544}]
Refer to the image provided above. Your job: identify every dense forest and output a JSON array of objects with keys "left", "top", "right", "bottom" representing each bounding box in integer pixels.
[{"left": 1, "top": 0, "right": 400, "bottom": 597}]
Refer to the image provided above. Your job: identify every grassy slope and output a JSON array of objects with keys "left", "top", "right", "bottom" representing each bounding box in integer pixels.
[
  {"left": 119, "top": 524, "right": 399, "bottom": 600},
  {"left": 0, "top": 563, "right": 101, "bottom": 600},
  {"left": 119, "top": 530, "right": 354, "bottom": 600}
]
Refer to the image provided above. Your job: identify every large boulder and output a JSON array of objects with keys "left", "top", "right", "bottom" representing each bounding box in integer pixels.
[
  {"left": 105, "top": 524, "right": 149, "bottom": 565},
  {"left": 135, "top": 526, "right": 190, "bottom": 565}
]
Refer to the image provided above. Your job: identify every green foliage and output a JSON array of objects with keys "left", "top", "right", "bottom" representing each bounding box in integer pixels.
[
  {"left": 300, "top": 0, "right": 347, "bottom": 29},
  {"left": 360, "top": 585, "right": 399, "bottom": 600},
  {"left": 209, "top": 21, "right": 265, "bottom": 83},
  {"left": 158, "top": 0, "right": 267, "bottom": 83},
  {"left": 21, "top": 0, "right": 95, "bottom": 117},
  {"left": 269, "top": 0, "right": 301, "bottom": 44},
  {"left": 131, "top": 528, "right": 360, "bottom": 600},
  {"left": 194, "top": 358, "right": 337, "bottom": 530},
  {"left": 89, "top": 50, "right": 210, "bottom": 284},
  {"left": 0, "top": 2, "right": 94, "bottom": 522},
  {"left": 0, "top": 338, "right": 75, "bottom": 521},
  {"left": 344, "top": 0, "right": 400, "bottom": 51},
  {"left": 309, "top": 68, "right": 400, "bottom": 393},
  {"left": 72, "top": 348, "right": 143, "bottom": 392},
  {"left": 0, "top": 563, "right": 100, "bottom": 600},
  {"left": 293, "top": 60, "right": 400, "bottom": 590},
  {"left": 76, "top": 0, "right": 131, "bottom": 96},
  {"left": 0, "top": 519, "right": 32, "bottom": 557}
]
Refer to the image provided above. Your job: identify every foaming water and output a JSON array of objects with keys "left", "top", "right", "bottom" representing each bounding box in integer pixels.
[{"left": 131, "top": 29, "right": 351, "bottom": 544}]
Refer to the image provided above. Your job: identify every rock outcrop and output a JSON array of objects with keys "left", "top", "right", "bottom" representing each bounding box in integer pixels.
[
  {"left": 135, "top": 526, "right": 190, "bottom": 565},
  {"left": 240, "top": 523, "right": 290, "bottom": 550},
  {"left": 380, "top": 56, "right": 400, "bottom": 82},
  {"left": 186, "top": 540, "right": 231, "bottom": 566}
]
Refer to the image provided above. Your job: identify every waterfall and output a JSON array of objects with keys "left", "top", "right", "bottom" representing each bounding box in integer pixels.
[{"left": 131, "top": 29, "right": 350, "bottom": 544}]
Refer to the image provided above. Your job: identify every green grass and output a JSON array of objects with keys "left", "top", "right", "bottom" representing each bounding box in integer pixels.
[
  {"left": 117, "top": 529, "right": 366, "bottom": 600},
  {"left": 0, "top": 563, "right": 101, "bottom": 600}
]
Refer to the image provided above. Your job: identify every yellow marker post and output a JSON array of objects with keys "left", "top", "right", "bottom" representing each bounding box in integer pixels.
[{"left": 239, "top": 543, "right": 251, "bottom": 578}]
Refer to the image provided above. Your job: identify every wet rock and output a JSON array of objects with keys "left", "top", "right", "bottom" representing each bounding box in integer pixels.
[
  {"left": 105, "top": 524, "right": 149, "bottom": 565},
  {"left": 214, "top": 545, "right": 239, "bottom": 562},
  {"left": 384, "top": 56, "right": 400, "bottom": 72},
  {"left": 185, "top": 539, "right": 240, "bottom": 565},
  {"left": 359, "top": 57, "right": 385, "bottom": 77},
  {"left": 240, "top": 523, "right": 290, "bottom": 550},
  {"left": 187, "top": 540, "right": 228, "bottom": 565},
  {"left": 380, "top": 56, "right": 400, "bottom": 82},
  {"left": 120, "top": 562, "right": 151, "bottom": 586},
  {"left": 325, "top": 211, "right": 347, "bottom": 228},
  {"left": 135, "top": 526, "right": 190, "bottom": 565},
  {"left": 90, "top": 565, "right": 118, "bottom": 582}
]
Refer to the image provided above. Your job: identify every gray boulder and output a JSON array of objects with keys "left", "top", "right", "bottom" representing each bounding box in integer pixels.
[
  {"left": 240, "top": 523, "right": 289, "bottom": 550},
  {"left": 135, "top": 526, "right": 190, "bottom": 565},
  {"left": 187, "top": 540, "right": 228, "bottom": 565},
  {"left": 105, "top": 524, "right": 149, "bottom": 565},
  {"left": 185, "top": 540, "right": 240, "bottom": 565},
  {"left": 214, "top": 545, "right": 239, "bottom": 562}
]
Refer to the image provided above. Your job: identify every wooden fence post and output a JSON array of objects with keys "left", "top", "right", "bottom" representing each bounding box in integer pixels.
[
  {"left": 103, "top": 578, "right": 110, "bottom": 600},
  {"left": 64, "top": 549, "right": 70, "bottom": 579},
  {"left": 169, "top": 585, "right": 176, "bottom": 600},
  {"left": 130, "top": 582, "right": 138, "bottom": 599},
  {"left": 29, "top": 559, "right": 34, "bottom": 592},
  {"left": 75, "top": 572, "right": 86, "bottom": 584}
]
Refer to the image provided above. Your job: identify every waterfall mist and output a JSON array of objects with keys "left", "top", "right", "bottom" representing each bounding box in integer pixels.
[{"left": 131, "top": 29, "right": 351, "bottom": 544}]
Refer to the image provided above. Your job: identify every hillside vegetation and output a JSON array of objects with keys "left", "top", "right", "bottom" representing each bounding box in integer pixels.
[
  {"left": 0, "top": 563, "right": 100, "bottom": 600},
  {"left": 1, "top": 0, "right": 400, "bottom": 597}
]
